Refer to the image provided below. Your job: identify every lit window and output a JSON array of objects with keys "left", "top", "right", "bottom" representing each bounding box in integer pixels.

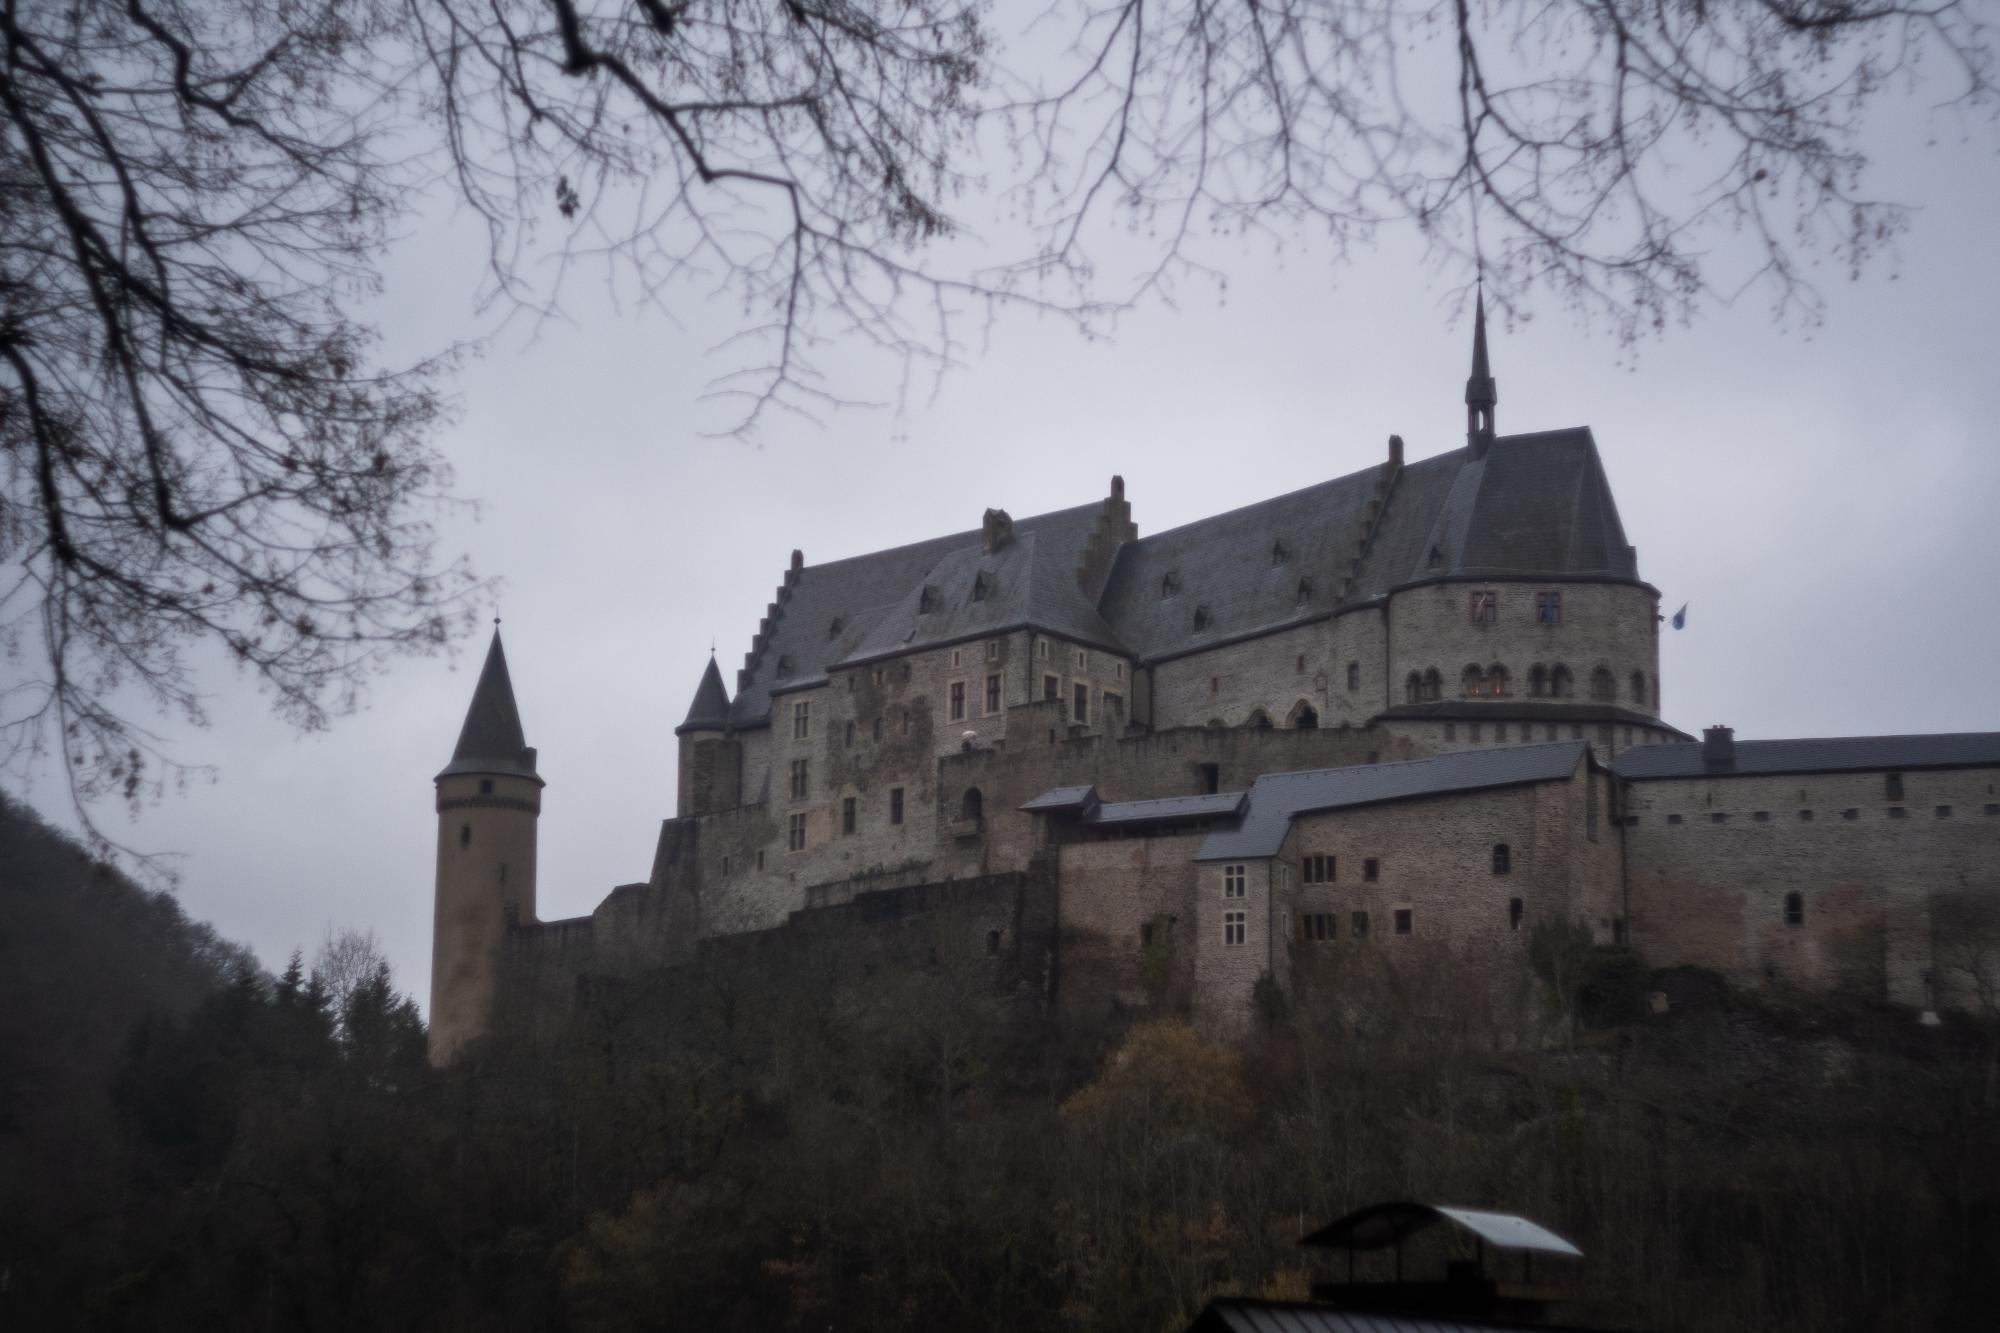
[
  {"left": 1223, "top": 910, "right": 1246, "bottom": 946},
  {"left": 1224, "top": 865, "right": 1246, "bottom": 898}
]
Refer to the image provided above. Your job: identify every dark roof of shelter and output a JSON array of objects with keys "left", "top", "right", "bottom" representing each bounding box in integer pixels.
[
  {"left": 1301, "top": 1203, "right": 1582, "bottom": 1257},
  {"left": 437, "top": 629, "right": 541, "bottom": 782},
  {"left": 1197, "top": 743, "right": 1588, "bottom": 861},
  {"left": 1188, "top": 1299, "right": 1615, "bottom": 1333},
  {"left": 1020, "top": 785, "right": 1099, "bottom": 813},
  {"left": 677, "top": 655, "right": 732, "bottom": 734},
  {"left": 729, "top": 502, "right": 1110, "bottom": 725},
  {"left": 1092, "top": 791, "right": 1247, "bottom": 824},
  {"left": 1613, "top": 732, "right": 2000, "bottom": 780}
]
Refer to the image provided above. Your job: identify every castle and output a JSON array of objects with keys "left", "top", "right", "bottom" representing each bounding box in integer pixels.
[{"left": 428, "top": 301, "right": 2000, "bottom": 1063}]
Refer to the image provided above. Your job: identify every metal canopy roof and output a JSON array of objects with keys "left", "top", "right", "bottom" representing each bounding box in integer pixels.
[{"left": 1300, "top": 1202, "right": 1583, "bottom": 1258}]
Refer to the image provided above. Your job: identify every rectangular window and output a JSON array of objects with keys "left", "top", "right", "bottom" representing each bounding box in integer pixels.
[
  {"left": 1363, "top": 857, "right": 1379, "bottom": 882},
  {"left": 986, "top": 639, "right": 1001, "bottom": 661},
  {"left": 1936, "top": 805, "right": 1953, "bottom": 818},
  {"left": 1300, "top": 912, "right": 1335, "bottom": 942},
  {"left": 1885, "top": 772, "right": 1905, "bottom": 800},
  {"left": 1351, "top": 910, "right": 1370, "bottom": 939},
  {"left": 872, "top": 668, "right": 884, "bottom": 687},
  {"left": 1103, "top": 692, "right": 1124, "bottom": 726},
  {"left": 841, "top": 797, "right": 856, "bottom": 835},
  {"left": 1302, "top": 854, "right": 1335, "bottom": 884},
  {"left": 845, "top": 720, "right": 855, "bottom": 748},
  {"left": 1223, "top": 910, "right": 1246, "bottom": 946},
  {"left": 720, "top": 855, "right": 731, "bottom": 877},
  {"left": 1223, "top": 864, "right": 1247, "bottom": 898},
  {"left": 1347, "top": 662, "right": 1361, "bottom": 691},
  {"left": 1495, "top": 723, "right": 1508, "bottom": 742},
  {"left": 951, "top": 648, "right": 962, "bottom": 667},
  {"left": 1073, "top": 683, "right": 1089, "bottom": 724},
  {"left": 986, "top": 674, "right": 1002, "bottom": 714},
  {"left": 1596, "top": 724, "right": 1613, "bottom": 747},
  {"left": 792, "top": 699, "right": 810, "bottom": 738},
  {"left": 1198, "top": 763, "right": 1220, "bottom": 794},
  {"left": 1469, "top": 723, "right": 1482, "bottom": 743},
  {"left": 1536, "top": 590, "right": 1562, "bottom": 624},
  {"left": 788, "top": 812, "right": 807, "bottom": 850},
  {"left": 1037, "top": 639, "right": 1049, "bottom": 660},
  {"left": 1075, "top": 649, "right": 1087, "bottom": 669},
  {"left": 889, "top": 787, "right": 905, "bottom": 825},
  {"left": 1444, "top": 722, "right": 1457, "bottom": 742},
  {"left": 1509, "top": 897, "right": 1524, "bottom": 931},
  {"left": 1394, "top": 908, "right": 1413, "bottom": 936},
  {"left": 1296, "top": 653, "right": 1306, "bottom": 673},
  {"left": 1044, "top": 674, "right": 1060, "bottom": 702},
  {"left": 1210, "top": 675, "right": 1219, "bottom": 695},
  {"left": 756, "top": 848, "right": 765, "bottom": 870},
  {"left": 1469, "top": 590, "right": 1497, "bottom": 623},
  {"left": 789, "top": 758, "right": 809, "bottom": 800},
  {"left": 1115, "top": 661, "right": 1126, "bottom": 680},
  {"left": 949, "top": 681, "right": 966, "bottom": 721}
]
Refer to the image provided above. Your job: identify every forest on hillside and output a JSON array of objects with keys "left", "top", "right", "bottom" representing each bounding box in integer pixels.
[{"left": 3, "top": 793, "right": 1996, "bottom": 1332}]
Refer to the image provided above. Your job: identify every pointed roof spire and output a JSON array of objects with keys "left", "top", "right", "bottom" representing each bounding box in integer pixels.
[
  {"left": 436, "top": 627, "right": 541, "bottom": 783},
  {"left": 1464, "top": 281, "right": 1498, "bottom": 457},
  {"left": 676, "top": 653, "right": 733, "bottom": 735}
]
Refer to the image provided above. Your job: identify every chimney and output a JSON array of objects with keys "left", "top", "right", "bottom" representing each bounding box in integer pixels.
[
  {"left": 1702, "top": 725, "right": 1735, "bottom": 770},
  {"left": 1389, "top": 434, "right": 1404, "bottom": 468},
  {"left": 982, "top": 507, "right": 1014, "bottom": 552}
]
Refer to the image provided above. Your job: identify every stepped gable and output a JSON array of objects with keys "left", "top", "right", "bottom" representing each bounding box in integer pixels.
[
  {"left": 676, "top": 655, "right": 732, "bottom": 734},
  {"left": 437, "top": 629, "right": 541, "bottom": 782},
  {"left": 728, "top": 501, "right": 1110, "bottom": 726}
]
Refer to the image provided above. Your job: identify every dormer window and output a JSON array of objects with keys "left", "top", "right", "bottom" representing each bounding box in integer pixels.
[
  {"left": 1161, "top": 570, "right": 1181, "bottom": 597},
  {"left": 827, "top": 615, "right": 844, "bottom": 639},
  {"left": 1192, "top": 604, "right": 1210, "bottom": 631},
  {"left": 1427, "top": 544, "right": 1444, "bottom": 568},
  {"left": 1295, "top": 577, "right": 1312, "bottom": 606},
  {"left": 775, "top": 654, "right": 793, "bottom": 677},
  {"left": 1270, "top": 539, "right": 1289, "bottom": 566},
  {"left": 919, "top": 584, "right": 939, "bottom": 614},
  {"left": 970, "top": 572, "right": 993, "bottom": 603}
]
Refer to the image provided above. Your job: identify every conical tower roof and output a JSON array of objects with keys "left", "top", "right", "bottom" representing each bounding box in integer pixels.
[
  {"left": 436, "top": 628, "right": 542, "bottom": 783},
  {"left": 1464, "top": 286, "right": 1497, "bottom": 411},
  {"left": 676, "top": 654, "right": 732, "bottom": 735}
]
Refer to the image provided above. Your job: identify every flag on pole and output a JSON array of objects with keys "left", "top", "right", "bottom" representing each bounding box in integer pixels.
[{"left": 1670, "top": 603, "right": 1688, "bottom": 630}]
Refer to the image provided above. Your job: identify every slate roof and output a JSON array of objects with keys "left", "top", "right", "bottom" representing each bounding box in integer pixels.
[
  {"left": 1613, "top": 732, "right": 2000, "bottom": 780},
  {"left": 437, "top": 629, "right": 542, "bottom": 782},
  {"left": 1189, "top": 1299, "right": 1615, "bottom": 1333},
  {"left": 728, "top": 502, "right": 1110, "bottom": 726},
  {"left": 1020, "top": 785, "right": 1099, "bottom": 813},
  {"left": 677, "top": 656, "right": 732, "bottom": 734},
  {"left": 1196, "top": 743, "right": 1588, "bottom": 861},
  {"left": 1092, "top": 791, "right": 1248, "bottom": 825}
]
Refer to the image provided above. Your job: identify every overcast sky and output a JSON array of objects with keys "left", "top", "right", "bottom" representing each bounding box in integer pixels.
[{"left": 13, "top": 32, "right": 2000, "bottom": 1013}]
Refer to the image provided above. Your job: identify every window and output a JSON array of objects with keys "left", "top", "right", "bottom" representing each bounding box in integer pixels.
[
  {"left": 1784, "top": 892, "right": 1804, "bottom": 927},
  {"left": 987, "top": 929, "right": 1002, "bottom": 956},
  {"left": 1492, "top": 843, "right": 1511, "bottom": 875},
  {"left": 1075, "top": 649, "right": 1088, "bottom": 669},
  {"left": 721, "top": 855, "right": 732, "bottom": 877},
  {"left": 1114, "top": 660, "right": 1126, "bottom": 680},
  {"left": 1888, "top": 806, "right": 1908, "bottom": 819},
  {"left": 1073, "top": 683, "right": 1089, "bottom": 724},
  {"left": 1161, "top": 571, "right": 1181, "bottom": 597},
  {"left": 1469, "top": 722, "right": 1482, "bottom": 743},
  {"left": 1405, "top": 671, "right": 1422, "bottom": 704},
  {"left": 1427, "top": 543, "right": 1443, "bottom": 568},
  {"left": 1487, "top": 664, "right": 1509, "bottom": 697},
  {"left": 1711, "top": 812, "right": 1727, "bottom": 825},
  {"left": 1301, "top": 912, "right": 1336, "bottom": 942},
  {"left": 1224, "top": 864, "right": 1247, "bottom": 898},
  {"left": 1363, "top": 857, "right": 1379, "bottom": 882},
  {"left": 1303, "top": 854, "right": 1335, "bottom": 884},
  {"left": 1841, "top": 808, "right": 1859, "bottom": 820},
  {"left": 789, "top": 758, "right": 810, "bottom": 800},
  {"left": 1210, "top": 675, "right": 1220, "bottom": 696},
  {"left": 1103, "top": 692, "right": 1124, "bottom": 726},
  {"left": 1798, "top": 809, "right": 1814, "bottom": 821},
  {"left": 756, "top": 849, "right": 765, "bottom": 870},
  {"left": 1885, "top": 772, "right": 1905, "bottom": 801},
  {"left": 1469, "top": 590, "right": 1497, "bottom": 623},
  {"left": 873, "top": 716, "right": 883, "bottom": 742},
  {"left": 1296, "top": 653, "right": 1305, "bottom": 673},
  {"left": 1590, "top": 667, "right": 1615, "bottom": 701},
  {"left": 873, "top": 667, "right": 885, "bottom": 687},
  {"left": 1630, "top": 671, "right": 1648, "bottom": 706},
  {"left": 792, "top": 699, "right": 811, "bottom": 738},
  {"left": 1667, "top": 813, "right": 1683, "bottom": 825},
  {"left": 1296, "top": 577, "right": 1313, "bottom": 606},
  {"left": 1597, "top": 724, "right": 1614, "bottom": 747},
  {"left": 841, "top": 797, "right": 856, "bottom": 835},
  {"left": 1347, "top": 662, "right": 1361, "bottom": 691},
  {"left": 1461, "top": 664, "right": 1485, "bottom": 697},
  {"left": 900, "top": 709, "right": 911, "bottom": 736},
  {"left": 919, "top": 586, "right": 939, "bottom": 614},
  {"left": 1528, "top": 665, "right": 1547, "bottom": 697},
  {"left": 890, "top": 787, "right": 905, "bottom": 825},
  {"left": 1509, "top": 897, "right": 1524, "bottom": 931},
  {"left": 845, "top": 721, "right": 855, "bottom": 747},
  {"left": 1193, "top": 605, "right": 1210, "bottom": 630},
  {"left": 1494, "top": 723, "right": 1508, "bottom": 742},
  {"left": 987, "top": 639, "right": 1001, "bottom": 660},
  {"left": 1044, "top": 674, "right": 1060, "bottom": 701},
  {"left": 1394, "top": 909, "right": 1412, "bottom": 936},
  {"left": 1248, "top": 709, "right": 1272, "bottom": 730},
  {"left": 1037, "top": 639, "right": 1050, "bottom": 660},
  {"left": 776, "top": 654, "right": 793, "bottom": 677},
  {"left": 1271, "top": 539, "right": 1289, "bottom": 566},
  {"left": 1198, "top": 763, "right": 1220, "bottom": 794},
  {"left": 959, "top": 787, "right": 983, "bottom": 821},
  {"left": 829, "top": 616, "right": 845, "bottom": 639},
  {"left": 1351, "top": 911, "right": 1371, "bottom": 939},
  {"left": 1291, "top": 701, "right": 1318, "bottom": 729},
  {"left": 1937, "top": 805, "right": 1953, "bottom": 818},
  {"left": 788, "top": 812, "right": 807, "bottom": 850},
  {"left": 459, "top": 824, "right": 471, "bottom": 848},
  {"left": 1551, "top": 665, "right": 1573, "bottom": 698},
  {"left": 970, "top": 573, "right": 991, "bottom": 602},
  {"left": 1536, "top": 590, "right": 1562, "bottom": 624},
  {"left": 1223, "top": 911, "right": 1247, "bottom": 946},
  {"left": 986, "top": 674, "right": 1002, "bottom": 714},
  {"left": 1444, "top": 722, "right": 1457, "bottom": 741},
  {"left": 949, "top": 681, "right": 966, "bottom": 721},
  {"left": 951, "top": 648, "right": 962, "bottom": 667},
  {"left": 478, "top": 778, "right": 493, "bottom": 794},
  {"left": 1753, "top": 810, "right": 1770, "bottom": 822}
]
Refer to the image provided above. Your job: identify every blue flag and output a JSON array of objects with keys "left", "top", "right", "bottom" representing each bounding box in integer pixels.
[{"left": 1670, "top": 603, "right": 1688, "bottom": 630}]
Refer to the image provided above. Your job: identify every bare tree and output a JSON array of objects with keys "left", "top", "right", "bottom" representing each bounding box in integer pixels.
[{"left": 4, "top": 1, "right": 1992, "bottom": 839}]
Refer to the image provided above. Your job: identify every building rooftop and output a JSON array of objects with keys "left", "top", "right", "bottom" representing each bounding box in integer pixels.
[
  {"left": 437, "top": 628, "right": 542, "bottom": 783},
  {"left": 1612, "top": 731, "right": 2000, "bottom": 780}
]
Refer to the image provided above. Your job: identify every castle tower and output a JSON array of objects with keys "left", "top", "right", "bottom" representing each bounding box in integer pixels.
[
  {"left": 1465, "top": 285, "right": 1497, "bottom": 458},
  {"left": 675, "top": 654, "right": 739, "bottom": 817},
  {"left": 429, "top": 627, "right": 542, "bottom": 1065}
]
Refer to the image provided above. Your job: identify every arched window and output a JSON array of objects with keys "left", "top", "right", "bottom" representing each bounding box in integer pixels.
[
  {"left": 1630, "top": 671, "right": 1648, "bottom": 706},
  {"left": 1784, "top": 892, "right": 1804, "bottom": 927},
  {"left": 960, "top": 787, "right": 984, "bottom": 821},
  {"left": 1528, "top": 664, "right": 1548, "bottom": 697},
  {"left": 1550, "top": 665, "right": 1573, "bottom": 698},
  {"left": 1405, "top": 671, "right": 1422, "bottom": 704},
  {"left": 1290, "top": 701, "right": 1319, "bottom": 729},
  {"left": 1492, "top": 843, "right": 1512, "bottom": 875},
  {"left": 1247, "top": 709, "right": 1273, "bottom": 730},
  {"left": 1206, "top": 717, "right": 1226, "bottom": 729},
  {"left": 1487, "top": 664, "right": 1508, "bottom": 697},
  {"left": 1590, "top": 667, "right": 1615, "bottom": 701},
  {"left": 1461, "top": 664, "right": 1486, "bottom": 698},
  {"left": 1422, "top": 668, "right": 1442, "bottom": 702}
]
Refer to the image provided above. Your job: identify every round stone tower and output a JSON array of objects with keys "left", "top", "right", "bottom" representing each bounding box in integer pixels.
[{"left": 429, "top": 626, "right": 542, "bottom": 1065}]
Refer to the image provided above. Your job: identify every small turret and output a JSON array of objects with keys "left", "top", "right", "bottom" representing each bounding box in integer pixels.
[
  {"left": 430, "top": 627, "right": 542, "bottom": 1065},
  {"left": 1465, "top": 285, "right": 1497, "bottom": 458},
  {"left": 676, "top": 654, "right": 741, "bottom": 816}
]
